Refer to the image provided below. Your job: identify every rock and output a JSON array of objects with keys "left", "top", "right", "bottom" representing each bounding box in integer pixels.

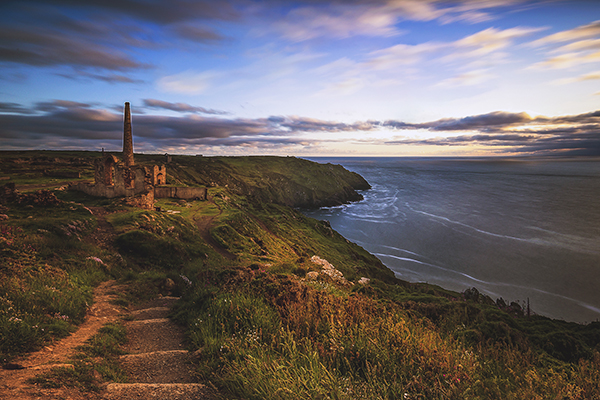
[
  {"left": 0, "top": 183, "right": 19, "bottom": 204},
  {"left": 310, "top": 255, "right": 352, "bottom": 286},
  {"left": 18, "top": 189, "right": 62, "bottom": 206},
  {"left": 306, "top": 271, "right": 319, "bottom": 281},
  {"left": 164, "top": 278, "right": 176, "bottom": 291}
]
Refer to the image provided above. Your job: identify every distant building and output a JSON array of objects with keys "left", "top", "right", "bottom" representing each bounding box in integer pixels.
[{"left": 70, "top": 103, "right": 206, "bottom": 208}]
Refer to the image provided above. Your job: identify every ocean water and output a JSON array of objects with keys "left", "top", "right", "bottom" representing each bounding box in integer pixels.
[{"left": 303, "top": 157, "right": 600, "bottom": 323}]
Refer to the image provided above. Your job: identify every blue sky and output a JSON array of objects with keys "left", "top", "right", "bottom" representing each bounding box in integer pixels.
[{"left": 1, "top": 0, "right": 600, "bottom": 156}]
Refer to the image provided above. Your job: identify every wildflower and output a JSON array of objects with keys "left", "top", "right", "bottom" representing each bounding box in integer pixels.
[
  {"left": 86, "top": 256, "right": 105, "bottom": 264},
  {"left": 180, "top": 274, "right": 192, "bottom": 286},
  {"left": 53, "top": 313, "right": 69, "bottom": 321}
]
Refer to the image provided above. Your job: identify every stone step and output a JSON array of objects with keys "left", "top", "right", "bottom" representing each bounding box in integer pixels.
[
  {"left": 133, "top": 296, "right": 180, "bottom": 310},
  {"left": 131, "top": 306, "right": 171, "bottom": 320},
  {"left": 124, "top": 319, "right": 186, "bottom": 354},
  {"left": 119, "top": 350, "right": 197, "bottom": 384},
  {"left": 104, "top": 383, "right": 214, "bottom": 399}
]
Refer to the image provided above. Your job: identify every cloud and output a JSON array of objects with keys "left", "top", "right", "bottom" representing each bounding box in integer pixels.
[
  {"left": 383, "top": 111, "right": 533, "bottom": 131},
  {"left": 531, "top": 20, "right": 600, "bottom": 46},
  {"left": 532, "top": 50, "right": 600, "bottom": 70},
  {"left": 0, "top": 102, "right": 35, "bottom": 114},
  {"left": 266, "top": 0, "right": 535, "bottom": 42},
  {"left": 2, "top": 100, "right": 600, "bottom": 156},
  {"left": 453, "top": 26, "right": 543, "bottom": 57},
  {"left": 56, "top": 71, "right": 144, "bottom": 84},
  {"left": 367, "top": 42, "right": 441, "bottom": 70},
  {"left": 531, "top": 20, "right": 600, "bottom": 71},
  {"left": 272, "top": 4, "right": 404, "bottom": 42},
  {"left": 271, "top": 116, "right": 377, "bottom": 132},
  {"left": 0, "top": 0, "right": 237, "bottom": 78},
  {"left": 142, "top": 99, "right": 229, "bottom": 115},
  {"left": 436, "top": 69, "right": 495, "bottom": 87},
  {"left": 170, "top": 24, "right": 226, "bottom": 42},
  {"left": 0, "top": 26, "right": 146, "bottom": 70},
  {"left": 157, "top": 71, "right": 216, "bottom": 94},
  {"left": 382, "top": 109, "right": 600, "bottom": 155},
  {"left": 553, "top": 70, "right": 600, "bottom": 85},
  {"left": 0, "top": 100, "right": 374, "bottom": 151},
  {"left": 10, "top": 0, "right": 240, "bottom": 25}
]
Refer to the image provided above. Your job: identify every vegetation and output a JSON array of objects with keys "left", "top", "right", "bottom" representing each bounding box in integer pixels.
[
  {"left": 1, "top": 151, "right": 599, "bottom": 398},
  {"left": 28, "top": 322, "right": 128, "bottom": 391}
]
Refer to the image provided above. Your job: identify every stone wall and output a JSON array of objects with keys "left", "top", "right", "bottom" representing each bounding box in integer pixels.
[{"left": 154, "top": 186, "right": 207, "bottom": 200}]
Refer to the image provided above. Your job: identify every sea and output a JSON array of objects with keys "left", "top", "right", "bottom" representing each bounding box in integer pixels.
[{"left": 302, "top": 157, "right": 600, "bottom": 324}]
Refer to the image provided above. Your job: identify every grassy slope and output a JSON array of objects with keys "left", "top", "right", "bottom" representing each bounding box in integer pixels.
[{"left": 1, "top": 151, "right": 599, "bottom": 398}]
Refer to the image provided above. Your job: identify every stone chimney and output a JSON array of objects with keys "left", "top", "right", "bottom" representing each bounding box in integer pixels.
[{"left": 123, "top": 102, "right": 134, "bottom": 167}]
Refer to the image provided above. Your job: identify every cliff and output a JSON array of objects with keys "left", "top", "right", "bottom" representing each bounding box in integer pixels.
[{"left": 137, "top": 155, "right": 370, "bottom": 208}]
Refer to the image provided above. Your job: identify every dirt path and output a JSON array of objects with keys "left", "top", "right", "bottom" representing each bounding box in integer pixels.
[
  {"left": 0, "top": 280, "right": 127, "bottom": 400},
  {"left": 0, "top": 206, "right": 124, "bottom": 399},
  {"left": 85, "top": 206, "right": 119, "bottom": 250}
]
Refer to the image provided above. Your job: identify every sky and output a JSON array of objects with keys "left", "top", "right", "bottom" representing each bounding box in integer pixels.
[{"left": 1, "top": 0, "right": 600, "bottom": 157}]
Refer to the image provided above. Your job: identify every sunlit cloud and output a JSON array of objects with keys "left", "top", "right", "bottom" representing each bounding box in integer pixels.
[
  {"left": 157, "top": 71, "right": 216, "bottom": 94},
  {"left": 450, "top": 26, "right": 543, "bottom": 59},
  {"left": 533, "top": 51, "right": 600, "bottom": 69},
  {"left": 552, "top": 70, "right": 600, "bottom": 85},
  {"left": 531, "top": 20, "right": 600, "bottom": 46},
  {"left": 436, "top": 69, "right": 495, "bottom": 87}
]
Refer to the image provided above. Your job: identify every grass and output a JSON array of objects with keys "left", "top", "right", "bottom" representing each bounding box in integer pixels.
[{"left": 28, "top": 322, "right": 128, "bottom": 391}]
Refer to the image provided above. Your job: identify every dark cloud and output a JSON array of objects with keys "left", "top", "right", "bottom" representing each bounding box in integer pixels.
[
  {"left": 142, "top": 99, "right": 229, "bottom": 115},
  {"left": 35, "top": 100, "right": 94, "bottom": 112},
  {"left": 273, "top": 116, "right": 378, "bottom": 132},
  {"left": 4, "top": 0, "right": 240, "bottom": 24},
  {"left": 0, "top": 102, "right": 34, "bottom": 114},
  {"left": 2, "top": 100, "right": 600, "bottom": 155},
  {"left": 170, "top": 24, "right": 226, "bottom": 43},
  {"left": 56, "top": 71, "right": 145, "bottom": 84},
  {"left": 0, "top": 1, "right": 237, "bottom": 77},
  {"left": 0, "top": 26, "right": 146, "bottom": 70},
  {"left": 383, "top": 111, "right": 533, "bottom": 132}
]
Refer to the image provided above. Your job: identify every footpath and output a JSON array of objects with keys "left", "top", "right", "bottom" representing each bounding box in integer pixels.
[
  {"left": 0, "top": 287, "right": 215, "bottom": 400},
  {"left": 104, "top": 296, "right": 214, "bottom": 400}
]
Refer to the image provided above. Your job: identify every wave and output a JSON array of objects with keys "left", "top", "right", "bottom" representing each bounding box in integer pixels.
[
  {"left": 406, "top": 205, "right": 534, "bottom": 243},
  {"left": 374, "top": 253, "right": 490, "bottom": 285},
  {"left": 375, "top": 252, "right": 600, "bottom": 317}
]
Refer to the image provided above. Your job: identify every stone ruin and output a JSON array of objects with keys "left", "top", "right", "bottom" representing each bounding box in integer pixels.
[{"left": 70, "top": 102, "right": 206, "bottom": 208}]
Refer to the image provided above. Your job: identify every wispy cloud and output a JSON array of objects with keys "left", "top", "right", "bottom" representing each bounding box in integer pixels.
[
  {"left": 531, "top": 20, "right": 600, "bottom": 71},
  {"left": 268, "top": 0, "right": 534, "bottom": 41},
  {"left": 157, "top": 71, "right": 217, "bottom": 94},
  {"left": 142, "top": 99, "right": 229, "bottom": 115},
  {"left": 0, "top": 26, "right": 146, "bottom": 70},
  {"left": 531, "top": 20, "right": 600, "bottom": 46}
]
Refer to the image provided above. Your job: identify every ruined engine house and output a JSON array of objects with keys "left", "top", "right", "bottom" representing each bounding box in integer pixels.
[{"left": 71, "top": 102, "right": 206, "bottom": 206}]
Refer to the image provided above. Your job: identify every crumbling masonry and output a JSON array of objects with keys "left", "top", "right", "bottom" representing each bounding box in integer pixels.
[{"left": 70, "top": 102, "right": 206, "bottom": 207}]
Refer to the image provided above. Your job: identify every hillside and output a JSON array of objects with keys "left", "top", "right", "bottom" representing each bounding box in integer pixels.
[{"left": 0, "top": 151, "right": 599, "bottom": 399}]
